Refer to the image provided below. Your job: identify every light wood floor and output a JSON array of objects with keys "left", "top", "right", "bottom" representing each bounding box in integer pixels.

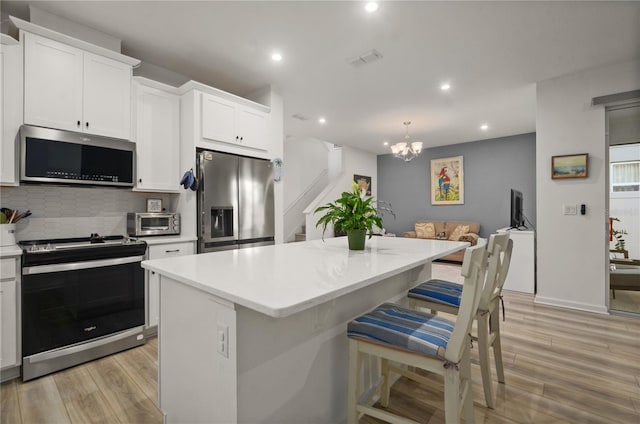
[{"left": 2, "top": 263, "right": 640, "bottom": 423}]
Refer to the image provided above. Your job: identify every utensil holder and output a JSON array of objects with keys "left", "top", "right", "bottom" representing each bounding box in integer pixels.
[{"left": 0, "top": 224, "right": 17, "bottom": 247}]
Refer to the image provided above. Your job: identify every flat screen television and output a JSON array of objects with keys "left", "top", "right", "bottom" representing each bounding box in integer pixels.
[{"left": 510, "top": 189, "right": 524, "bottom": 229}]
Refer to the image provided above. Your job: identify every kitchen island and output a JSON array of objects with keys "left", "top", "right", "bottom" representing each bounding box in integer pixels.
[{"left": 142, "top": 236, "right": 467, "bottom": 423}]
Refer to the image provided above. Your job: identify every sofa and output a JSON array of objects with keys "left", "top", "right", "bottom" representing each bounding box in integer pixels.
[{"left": 403, "top": 220, "right": 480, "bottom": 263}]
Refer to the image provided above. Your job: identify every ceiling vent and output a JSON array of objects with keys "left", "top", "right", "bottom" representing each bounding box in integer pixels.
[
  {"left": 291, "top": 113, "right": 309, "bottom": 121},
  {"left": 347, "top": 49, "right": 383, "bottom": 67}
]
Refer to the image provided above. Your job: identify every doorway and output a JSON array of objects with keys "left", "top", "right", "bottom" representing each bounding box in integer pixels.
[{"left": 607, "top": 103, "right": 640, "bottom": 314}]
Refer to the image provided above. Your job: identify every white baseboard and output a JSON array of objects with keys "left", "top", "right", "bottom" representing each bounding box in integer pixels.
[{"left": 534, "top": 295, "right": 609, "bottom": 315}]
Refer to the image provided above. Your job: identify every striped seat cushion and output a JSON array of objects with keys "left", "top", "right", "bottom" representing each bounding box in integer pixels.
[
  {"left": 347, "top": 303, "right": 454, "bottom": 358},
  {"left": 408, "top": 279, "right": 463, "bottom": 307}
]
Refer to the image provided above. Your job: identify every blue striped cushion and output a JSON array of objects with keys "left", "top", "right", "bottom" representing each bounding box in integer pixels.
[
  {"left": 408, "top": 279, "right": 463, "bottom": 307},
  {"left": 347, "top": 303, "right": 454, "bottom": 358}
]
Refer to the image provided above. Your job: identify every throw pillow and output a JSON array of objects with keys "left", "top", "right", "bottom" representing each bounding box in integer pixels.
[
  {"left": 449, "top": 225, "right": 470, "bottom": 241},
  {"left": 415, "top": 222, "right": 435, "bottom": 239},
  {"left": 436, "top": 231, "right": 447, "bottom": 240}
]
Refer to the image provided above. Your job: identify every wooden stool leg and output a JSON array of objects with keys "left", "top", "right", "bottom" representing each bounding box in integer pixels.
[
  {"left": 490, "top": 309, "right": 505, "bottom": 383},
  {"left": 477, "top": 312, "right": 495, "bottom": 409},
  {"left": 443, "top": 365, "right": 461, "bottom": 423},
  {"left": 461, "top": 344, "right": 475, "bottom": 424},
  {"left": 347, "top": 340, "right": 360, "bottom": 424},
  {"left": 380, "top": 358, "right": 391, "bottom": 407}
]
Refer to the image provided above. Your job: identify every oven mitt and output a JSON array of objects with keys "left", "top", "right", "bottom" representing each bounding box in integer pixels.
[
  {"left": 180, "top": 170, "right": 194, "bottom": 190},
  {"left": 189, "top": 175, "right": 199, "bottom": 191}
]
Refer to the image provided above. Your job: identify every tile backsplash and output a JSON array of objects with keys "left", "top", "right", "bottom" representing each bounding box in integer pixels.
[{"left": 0, "top": 185, "right": 178, "bottom": 241}]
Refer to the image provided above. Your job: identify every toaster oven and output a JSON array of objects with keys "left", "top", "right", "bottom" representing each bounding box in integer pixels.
[{"left": 127, "top": 212, "right": 180, "bottom": 236}]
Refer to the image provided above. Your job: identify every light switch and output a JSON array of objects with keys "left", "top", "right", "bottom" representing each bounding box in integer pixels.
[
  {"left": 217, "top": 323, "right": 229, "bottom": 358},
  {"left": 563, "top": 204, "right": 577, "bottom": 215}
]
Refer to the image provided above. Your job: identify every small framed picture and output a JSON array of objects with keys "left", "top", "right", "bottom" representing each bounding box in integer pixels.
[
  {"left": 353, "top": 174, "right": 372, "bottom": 196},
  {"left": 146, "top": 198, "right": 163, "bottom": 213},
  {"left": 551, "top": 153, "right": 589, "bottom": 179}
]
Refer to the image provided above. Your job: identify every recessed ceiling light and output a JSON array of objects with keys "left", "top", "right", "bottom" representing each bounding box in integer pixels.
[
  {"left": 480, "top": 124, "right": 489, "bottom": 131},
  {"left": 318, "top": 117, "right": 327, "bottom": 124},
  {"left": 365, "top": 2, "right": 379, "bottom": 13},
  {"left": 383, "top": 141, "right": 389, "bottom": 146},
  {"left": 271, "top": 53, "right": 283, "bottom": 62},
  {"left": 440, "top": 83, "right": 451, "bottom": 91}
]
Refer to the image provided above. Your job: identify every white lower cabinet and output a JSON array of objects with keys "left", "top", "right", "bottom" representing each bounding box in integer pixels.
[
  {"left": 147, "top": 242, "right": 195, "bottom": 328},
  {"left": 0, "top": 257, "right": 19, "bottom": 370}
]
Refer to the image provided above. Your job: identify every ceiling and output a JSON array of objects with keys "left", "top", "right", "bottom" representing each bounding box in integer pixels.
[{"left": 3, "top": 1, "right": 640, "bottom": 154}]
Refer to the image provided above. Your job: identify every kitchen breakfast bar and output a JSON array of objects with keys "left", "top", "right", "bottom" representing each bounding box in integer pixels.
[{"left": 142, "top": 236, "right": 468, "bottom": 423}]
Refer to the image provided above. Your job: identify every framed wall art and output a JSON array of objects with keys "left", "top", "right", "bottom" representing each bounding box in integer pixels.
[
  {"left": 430, "top": 156, "right": 464, "bottom": 205},
  {"left": 353, "top": 174, "right": 372, "bottom": 196},
  {"left": 551, "top": 153, "right": 588, "bottom": 179}
]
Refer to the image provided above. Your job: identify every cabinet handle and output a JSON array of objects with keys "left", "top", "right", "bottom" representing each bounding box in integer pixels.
[
  {"left": 240, "top": 136, "right": 243, "bottom": 142},
  {"left": 86, "top": 122, "right": 89, "bottom": 128},
  {"left": 77, "top": 120, "right": 81, "bottom": 127},
  {"left": 139, "top": 178, "right": 142, "bottom": 183},
  {"left": 165, "top": 249, "right": 180, "bottom": 253},
  {"left": 235, "top": 136, "right": 239, "bottom": 141}
]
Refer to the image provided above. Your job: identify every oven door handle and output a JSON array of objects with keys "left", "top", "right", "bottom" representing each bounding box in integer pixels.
[{"left": 23, "top": 255, "right": 145, "bottom": 275}]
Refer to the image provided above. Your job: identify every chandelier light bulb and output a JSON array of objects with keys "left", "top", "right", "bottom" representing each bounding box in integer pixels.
[{"left": 388, "top": 121, "right": 423, "bottom": 162}]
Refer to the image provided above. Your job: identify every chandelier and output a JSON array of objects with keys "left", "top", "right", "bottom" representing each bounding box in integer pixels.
[{"left": 389, "top": 121, "right": 423, "bottom": 162}]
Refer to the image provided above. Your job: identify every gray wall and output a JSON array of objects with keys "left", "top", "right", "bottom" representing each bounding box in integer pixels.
[{"left": 377, "top": 133, "right": 536, "bottom": 238}]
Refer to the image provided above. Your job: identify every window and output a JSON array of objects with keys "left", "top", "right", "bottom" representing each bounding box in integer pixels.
[{"left": 610, "top": 160, "right": 640, "bottom": 192}]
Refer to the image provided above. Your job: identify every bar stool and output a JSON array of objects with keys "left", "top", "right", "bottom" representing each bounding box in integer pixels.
[
  {"left": 347, "top": 243, "right": 487, "bottom": 424},
  {"left": 407, "top": 233, "right": 513, "bottom": 409}
]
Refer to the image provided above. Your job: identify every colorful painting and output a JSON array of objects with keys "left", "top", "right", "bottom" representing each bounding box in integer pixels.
[
  {"left": 551, "top": 153, "right": 589, "bottom": 179},
  {"left": 430, "top": 156, "right": 464, "bottom": 205},
  {"left": 353, "top": 174, "right": 372, "bottom": 196}
]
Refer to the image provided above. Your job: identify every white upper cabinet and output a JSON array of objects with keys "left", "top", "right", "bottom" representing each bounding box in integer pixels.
[
  {"left": 201, "top": 92, "right": 268, "bottom": 151},
  {"left": 201, "top": 94, "right": 236, "bottom": 144},
  {"left": 133, "top": 79, "right": 180, "bottom": 192},
  {"left": 23, "top": 32, "right": 132, "bottom": 139},
  {"left": 83, "top": 52, "right": 132, "bottom": 138},
  {"left": 1, "top": 35, "right": 22, "bottom": 186}
]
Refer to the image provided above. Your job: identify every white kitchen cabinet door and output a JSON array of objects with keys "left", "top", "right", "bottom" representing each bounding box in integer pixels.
[
  {"left": 201, "top": 93, "right": 236, "bottom": 144},
  {"left": 1, "top": 40, "right": 22, "bottom": 186},
  {"left": 83, "top": 52, "right": 131, "bottom": 139},
  {"left": 147, "top": 242, "right": 195, "bottom": 327},
  {"left": 24, "top": 32, "right": 83, "bottom": 133},
  {"left": 236, "top": 106, "right": 268, "bottom": 151},
  {"left": 134, "top": 83, "right": 180, "bottom": 192},
  {"left": 0, "top": 258, "right": 18, "bottom": 370}
]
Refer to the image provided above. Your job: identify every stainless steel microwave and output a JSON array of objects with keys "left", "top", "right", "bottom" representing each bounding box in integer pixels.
[
  {"left": 20, "top": 125, "right": 135, "bottom": 187},
  {"left": 127, "top": 213, "right": 180, "bottom": 237}
]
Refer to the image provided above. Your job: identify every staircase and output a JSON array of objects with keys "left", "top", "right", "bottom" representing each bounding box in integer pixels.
[{"left": 294, "top": 225, "right": 306, "bottom": 242}]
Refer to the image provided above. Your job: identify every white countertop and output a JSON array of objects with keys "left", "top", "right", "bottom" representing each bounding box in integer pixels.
[
  {"left": 0, "top": 245, "right": 22, "bottom": 257},
  {"left": 142, "top": 237, "right": 467, "bottom": 318}
]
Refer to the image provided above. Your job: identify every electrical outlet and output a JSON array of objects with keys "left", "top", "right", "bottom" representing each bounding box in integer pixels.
[
  {"left": 217, "top": 324, "right": 229, "bottom": 358},
  {"left": 563, "top": 204, "right": 577, "bottom": 215}
]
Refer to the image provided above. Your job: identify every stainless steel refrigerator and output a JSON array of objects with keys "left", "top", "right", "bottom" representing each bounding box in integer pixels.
[{"left": 197, "top": 150, "right": 275, "bottom": 253}]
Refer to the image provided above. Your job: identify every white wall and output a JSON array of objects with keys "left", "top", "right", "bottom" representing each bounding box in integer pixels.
[
  {"left": 305, "top": 146, "right": 378, "bottom": 241},
  {"left": 536, "top": 59, "right": 640, "bottom": 313},
  {"left": 283, "top": 137, "right": 329, "bottom": 208}
]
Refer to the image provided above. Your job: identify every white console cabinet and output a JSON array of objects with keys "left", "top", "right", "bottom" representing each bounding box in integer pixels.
[
  {"left": 145, "top": 240, "right": 195, "bottom": 329},
  {"left": 498, "top": 228, "right": 535, "bottom": 294},
  {"left": 23, "top": 31, "right": 134, "bottom": 139},
  {"left": 132, "top": 78, "right": 180, "bottom": 192}
]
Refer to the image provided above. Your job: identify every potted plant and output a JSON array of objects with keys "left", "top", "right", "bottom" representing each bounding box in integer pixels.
[{"left": 314, "top": 182, "right": 383, "bottom": 250}]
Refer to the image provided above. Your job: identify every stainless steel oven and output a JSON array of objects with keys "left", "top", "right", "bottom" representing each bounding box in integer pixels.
[{"left": 19, "top": 235, "right": 147, "bottom": 381}]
